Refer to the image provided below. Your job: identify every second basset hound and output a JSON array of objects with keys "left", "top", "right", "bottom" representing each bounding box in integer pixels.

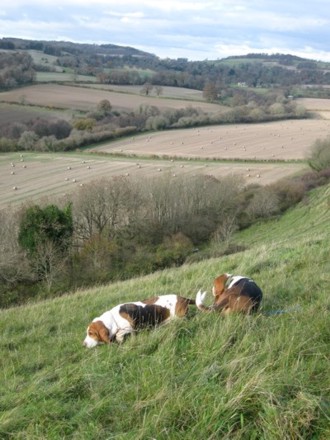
[
  {"left": 83, "top": 294, "right": 195, "bottom": 348},
  {"left": 196, "top": 273, "right": 263, "bottom": 315}
]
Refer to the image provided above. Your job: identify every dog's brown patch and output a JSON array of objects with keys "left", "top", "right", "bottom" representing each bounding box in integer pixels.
[
  {"left": 142, "top": 296, "right": 160, "bottom": 305},
  {"left": 87, "top": 321, "right": 111, "bottom": 344},
  {"left": 175, "top": 296, "right": 195, "bottom": 317},
  {"left": 213, "top": 280, "right": 262, "bottom": 314},
  {"left": 213, "top": 274, "right": 229, "bottom": 298}
]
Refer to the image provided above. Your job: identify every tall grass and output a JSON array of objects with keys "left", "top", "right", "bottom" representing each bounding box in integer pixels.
[{"left": 0, "top": 184, "right": 329, "bottom": 439}]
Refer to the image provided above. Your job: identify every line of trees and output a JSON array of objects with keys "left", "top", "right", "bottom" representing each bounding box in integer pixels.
[{"left": 0, "top": 92, "right": 307, "bottom": 154}]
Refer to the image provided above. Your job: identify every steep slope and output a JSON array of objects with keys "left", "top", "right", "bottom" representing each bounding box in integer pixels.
[{"left": 0, "top": 184, "right": 329, "bottom": 439}]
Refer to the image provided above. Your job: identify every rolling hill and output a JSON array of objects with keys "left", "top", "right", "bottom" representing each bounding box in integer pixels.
[{"left": 0, "top": 182, "right": 329, "bottom": 439}]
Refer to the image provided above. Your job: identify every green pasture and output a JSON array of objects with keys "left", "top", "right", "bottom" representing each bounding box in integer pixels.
[
  {"left": 35, "top": 71, "right": 97, "bottom": 83},
  {"left": 0, "top": 102, "right": 74, "bottom": 124},
  {"left": 0, "top": 183, "right": 329, "bottom": 439}
]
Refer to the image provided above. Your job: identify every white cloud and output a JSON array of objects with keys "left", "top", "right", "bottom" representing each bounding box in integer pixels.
[{"left": 1, "top": 1, "right": 330, "bottom": 61}]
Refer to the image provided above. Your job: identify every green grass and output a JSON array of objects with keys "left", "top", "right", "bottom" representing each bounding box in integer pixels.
[
  {"left": 35, "top": 72, "right": 97, "bottom": 83},
  {"left": 1, "top": 184, "right": 330, "bottom": 439}
]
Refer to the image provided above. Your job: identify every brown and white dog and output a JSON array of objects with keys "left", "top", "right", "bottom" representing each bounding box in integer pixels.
[
  {"left": 83, "top": 294, "right": 195, "bottom": 348},
  {"left": 196, "top": 273, "right": 263, "bottom": 315}
]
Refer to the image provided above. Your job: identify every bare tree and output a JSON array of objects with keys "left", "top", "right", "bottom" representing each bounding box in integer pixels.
[
  {"left": 203, "top": 81, "right": 218, "bottom": 102},
  {"left": 155, "top": 85, "right": 163, "bottom": 96},
  {"left": 140, "top": 82, "right": 153, "bottom": 96},
  {"left": 32, "top": 240, "right": 67, "bottom": 292},
  {"left": 72, "top": 177, "right": 137, "bottom": 242},
  {"left": 0, "top": 207, "right": 31, "bottom": 284}
]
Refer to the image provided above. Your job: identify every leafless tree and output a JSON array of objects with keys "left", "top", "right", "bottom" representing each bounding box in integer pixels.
[
  {"left": 140, "top": 82, "right": 153, "bottom": 96},
  {"left": 155, "top": 85, "right": 163, "bottom": 96},
  {"left": 72, "top": 177, "right": 139, "bottom": 242},
  {"left": 0, "top": 207, "right": 31, "bottom": 284}
]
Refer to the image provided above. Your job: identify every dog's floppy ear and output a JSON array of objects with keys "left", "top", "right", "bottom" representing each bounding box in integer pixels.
[
  {"left": 213, "top": 274, "right": 229, "bottom": 297},
  {"left": 92, "top": 321, "right": 111, "bottom": 344}
]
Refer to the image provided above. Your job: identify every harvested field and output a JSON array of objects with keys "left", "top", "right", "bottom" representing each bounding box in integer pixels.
[
  {"left": 0, "top": 152, "right": 306, "bottom": 206},
  {"left": 1, "top": 93, "right": 327, "bottom": 207},
  {"left": 94, "top": 119, "right": 330, "bottom": 161},
  {"left": 297, "top": 97, "right": 330, "bottom": 119},
  {"left": 0, "top": 84, "right": 222, "bottom": 113},
  {"left": 79, "top": 84, "right": 205, "bottom": 101}
]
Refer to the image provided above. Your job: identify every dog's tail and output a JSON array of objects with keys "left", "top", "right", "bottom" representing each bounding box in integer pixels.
[{"left": 195, "top": 289, "right": 212, "bottom": 312}]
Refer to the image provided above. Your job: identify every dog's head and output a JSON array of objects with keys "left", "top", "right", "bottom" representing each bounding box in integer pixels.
[
  {"left": 212, "top": 273, "right": 231, "bottom": 299},
  {"left": 83, "top": 320, "right": 111, "bottom": 348}
]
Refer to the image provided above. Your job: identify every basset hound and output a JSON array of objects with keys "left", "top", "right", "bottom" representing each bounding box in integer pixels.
[
  {"left": 196, "top": 273, "right": 263, "bottom": 315},
  {"left": 83, "top": 294, "right": 195, "bottom": 348}
]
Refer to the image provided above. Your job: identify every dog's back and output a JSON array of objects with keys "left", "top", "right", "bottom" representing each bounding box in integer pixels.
[
  {"left": 197, "top": 274, "right": 263, "bottom": 314},
  {"left": 214, "top": 277, "right": 263, "bottom": 314},
  {"left": 143, "top": 294, "right": 195, "bottom": 318},
  {"left": 119, "top": 303, "right": 171, "bottom": 327}
]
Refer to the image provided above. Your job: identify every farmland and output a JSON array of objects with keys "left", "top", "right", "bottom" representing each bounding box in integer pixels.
[
  {"left": 94, "top": 118, "right": 330, "bottom": 161},
  {"left": 0, "top": 152, "right": 306, "bottom": 206},
  {"left": 0, "top": 102, "right": 71, "bottom": 127},
  {"left": 0, "top": 83, "right": 222, "bottom": 113},
  {"left": 1, "top": 81, "right": 330, "bottom": 206}
]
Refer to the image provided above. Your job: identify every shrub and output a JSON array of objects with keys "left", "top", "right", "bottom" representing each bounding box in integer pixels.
[
  {"left": 73, "top": 235, "right": 122, "bottom": 284},
  {"left": 18, "top": 203, "right": 73, "bottom": 280},
  {"left": 96, "top": 99, "right": 112, "bottom": 114},
  {"left": 308, "top": 136, "right": 330, "bottom": 171},
  {"left": 268, "top": 178, "right": 306, "bottom": 212},
  {"left": 155, "top": 233, "right": 194, "bottom": 269},
  {"left": 20, "top": 204, "right": 72, "bottom": 253},
  {"left": 73, "top": 118, "right": 95, "bottom": 131},
  {"left": 49, "top": 119, "right": 72, "bottom": 139},
  {"left": 246, "top": 187, "right": 280, "bottom": 220},
  {"left": 0, "top": 137, "right": 17, "bottom": 152},
  {"left": 17, "top": 130, "right": 39, "bottom": 150}
]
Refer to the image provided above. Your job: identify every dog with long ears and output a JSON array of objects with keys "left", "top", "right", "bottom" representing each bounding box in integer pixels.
[
  {"left": 83, "top": 294, "right": 195, "bottom": 348},
  {"left": 196, "top": 273, "right": 263, "bottom": 315}
]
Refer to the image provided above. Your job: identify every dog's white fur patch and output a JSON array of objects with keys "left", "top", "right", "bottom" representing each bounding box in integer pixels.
[{"left": 196, "top": 289, "right": 208, "bottom": 307}]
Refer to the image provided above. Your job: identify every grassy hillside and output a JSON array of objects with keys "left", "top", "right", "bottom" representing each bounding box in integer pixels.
[{"left": 0, "top": 184, "right": 329, "bottom": 439}]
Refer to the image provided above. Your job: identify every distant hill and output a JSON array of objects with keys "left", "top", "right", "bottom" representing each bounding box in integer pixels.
[
  {"left": 0, "top": 37, "right": 156, "bottom": 58},
  {"left": 2, "top": 37, "right": 330, "bottom": 92}
]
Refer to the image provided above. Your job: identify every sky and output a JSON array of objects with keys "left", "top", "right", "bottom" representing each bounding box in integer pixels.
[{"left": 1, "top": 0, "right": 330, "bottom": 62}]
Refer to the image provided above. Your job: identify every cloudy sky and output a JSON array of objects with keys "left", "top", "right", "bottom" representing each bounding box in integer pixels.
[{"left": 1, "top": 0, "right": 330, "bottom": 61}]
